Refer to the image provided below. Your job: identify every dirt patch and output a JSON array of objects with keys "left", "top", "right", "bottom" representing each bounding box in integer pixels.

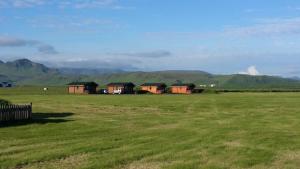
[
  {"left": 119, "top": 161, "right": 162, "bottom": 169},
  {"left": 223, "top": 140, "right": 243, "bottom": 148},
  {"left": 147, "top": 123, "right": 180, "bottom": 130},
  {"left": 18, "top": 153, "right": 90, "bottom": 169},
  {"left": 249, "top": 151, "right": 300, "bottom": 169},
  {"left": 269, "top": 151, "right": 300, "bottom": 169}
]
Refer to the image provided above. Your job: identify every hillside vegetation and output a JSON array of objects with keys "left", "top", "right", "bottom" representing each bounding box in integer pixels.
[{"left": 1, "top": 59, "right": 300, "bottom": 89}]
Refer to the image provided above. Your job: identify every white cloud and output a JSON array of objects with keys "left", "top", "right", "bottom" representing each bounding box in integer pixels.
[
  {"left": 0, "top": 0, "right": 132, "bottom": 9},
  {"left": 108, "top": 50, "right": 172, "bottom": 58},
  {"left": 69, "top": 0, "right": 116, "bottom": 9},
  {"left": 224, "top": 17, "right": 300, "bottom": 37},
  {"left": 0, "top": 0, "right": 46, "bottom": 8},
  {"left": 13, "top": 0, "right": 45, "bottom": 7},
  {"left": 239, "top": 66, "right": 260, "bottom": 76},
  {"left": 0, "top": 36, "right": 58, "bottom": 55},
  {"left": 41, "top": 57, "right": 140, "bottom": 70},
  {"left": 146, "top": 17, "right": 300, "bottom": 40},
  {"left": 27, "top": 16, "right": 119, "bottom": 32}
]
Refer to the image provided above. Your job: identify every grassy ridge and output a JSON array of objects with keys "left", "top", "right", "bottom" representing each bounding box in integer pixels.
[{"left": 1, "top": 93, "right": 300, "bottom": 168}]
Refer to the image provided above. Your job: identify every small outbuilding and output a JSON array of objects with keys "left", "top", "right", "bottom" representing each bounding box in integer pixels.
[
  {"left": 141, "top": 83, "right": 167, "bottom": 94},
  {"left": 171, "top": 83, "right": 195, "bottom": 94},
  {"left": 68, "top": 82, "right": 98, "bottom": 94},
  {"left": 107, "top": 82, "right": 135, "bottom": 94}
]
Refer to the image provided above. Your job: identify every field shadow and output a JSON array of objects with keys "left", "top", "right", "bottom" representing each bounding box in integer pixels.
[{"left": 0, "top": 112, "right": 74, "bottom": 128}]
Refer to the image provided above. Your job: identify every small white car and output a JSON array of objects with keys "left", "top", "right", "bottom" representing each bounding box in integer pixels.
[{"left": 113, "top": 89, "right": 122, "bottom": 94}]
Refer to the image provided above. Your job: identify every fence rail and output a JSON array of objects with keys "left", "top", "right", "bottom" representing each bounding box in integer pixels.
[{"left": 0, "top": 103, "right": 32, "bottom": 122}]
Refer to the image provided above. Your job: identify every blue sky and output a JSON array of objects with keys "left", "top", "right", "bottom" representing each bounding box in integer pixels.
[{"left": 0, "top": 0, "right": 300, "bottom": 76}]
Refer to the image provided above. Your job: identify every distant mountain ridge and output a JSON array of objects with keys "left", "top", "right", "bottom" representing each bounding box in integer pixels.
[
  {"left": 0, "top": 59, "right": 300, "bottom": 89},
  {"left": 0, "top": 59, "right": 59, "bottom": 76},
  {"left": 59, "top": 67, "right": 125, "bottom": 75}
]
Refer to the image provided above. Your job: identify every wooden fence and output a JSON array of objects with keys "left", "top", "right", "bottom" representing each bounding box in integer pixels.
[{"left": 0, "top": 103, "right": 32, "bottom": 122}]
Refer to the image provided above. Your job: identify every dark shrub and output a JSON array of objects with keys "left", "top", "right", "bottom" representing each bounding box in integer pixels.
[
  {"left": 202, "top": 89, "right": 219, "bottom": 94},
  {"left": 193, "top": 88, "right": 204, "bottom": 93},
  {"left": 0, "top": 99, "right": 11, "bottom": 105},
  {"left": 165, "top": 87, "right": 172, "bottom": 94},
  {"left": 135, "top": 90, "right": 151, "bottom": 94},
  {"left": 98, "top": 89, "right": 108, "bottom": 94}
]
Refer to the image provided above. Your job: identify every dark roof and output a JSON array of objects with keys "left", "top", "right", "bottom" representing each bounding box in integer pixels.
[
  {"left": 107, "top": 82, "right": 135, "bottom": 87},
  {"left": 141, "top": 83, "right": 167, "bottom": 87},
  {"left": 171, "top": 83, "right": 195, "bottom": 88},
  {"left": 68, "top": 82, "right": 98, "bottom": 86}
]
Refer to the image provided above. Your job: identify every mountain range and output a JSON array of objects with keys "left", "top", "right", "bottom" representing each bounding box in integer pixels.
[{"left": 1, "top": 59, "right": 300, "bottom": 89}]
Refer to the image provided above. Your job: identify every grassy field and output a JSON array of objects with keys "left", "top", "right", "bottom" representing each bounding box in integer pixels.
[
  {"left": 1, "top": 93, "right": 300, "bottom": 169},
  {"left": 0, "top": 86, "right": 68, "bottom": 95}
]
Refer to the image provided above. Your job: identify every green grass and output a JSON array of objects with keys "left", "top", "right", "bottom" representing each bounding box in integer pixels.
[
  {"left": 1, "top": 93, "right": 300, "bottom": 169},
  {"left": 0, "top": 86, "right": 67, "bottom": 95}
]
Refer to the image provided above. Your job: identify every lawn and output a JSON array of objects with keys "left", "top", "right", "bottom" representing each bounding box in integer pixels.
[{"left": 1, "top": 93, "right": 300, "bottom": 169}]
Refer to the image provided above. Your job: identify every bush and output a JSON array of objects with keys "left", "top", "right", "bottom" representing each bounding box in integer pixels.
[
  {"left": 135, "top": 90, "right": 151, "bottom": 94},
  {"left": 201, "top": 89, "right": 219, "bottom": 94},
  {"left": 216, "top": 89, "right": 300, "bottom": 93},
  {"left": 0, "top": 99, "right": 11, "bottom": 105},
  {"left": 165, "top": 87, "right": 172, "bottom": 94},
  {"left": 193, "top": 88, "right": 204, "bottom": 93}
]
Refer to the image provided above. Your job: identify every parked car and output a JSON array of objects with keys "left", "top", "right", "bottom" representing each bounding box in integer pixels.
[
  {"left": 99, "top": 89, "right": 108, "bottom": 94},
  {"left": 113, "top": 89, "right": 122, "bottom": 94}
]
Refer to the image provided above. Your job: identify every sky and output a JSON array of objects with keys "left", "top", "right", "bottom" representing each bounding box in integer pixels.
[{"left": 0, "top": 0, "right": 300, "bottom": 77}]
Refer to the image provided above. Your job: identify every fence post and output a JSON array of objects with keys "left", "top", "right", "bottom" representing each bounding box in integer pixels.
[
  {"left": 29, "top": 102, "right": 32, "bottom": 120},
  {"left": 0, "top": 103, "right": 32, "bottom": 122}
]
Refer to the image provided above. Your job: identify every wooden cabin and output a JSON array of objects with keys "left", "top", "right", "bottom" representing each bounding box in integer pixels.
[
  {"left": 68, "top": 82, "right": 98, "bottom": 94},
  {"left": 171, "top": 83, "right": 195, "bottom": 94},
  {"left": 140, "top": 83, "right": 167, "bottom": 94},
  {"left": 107, "top": 82, "right": 135, "bottom": 94}
]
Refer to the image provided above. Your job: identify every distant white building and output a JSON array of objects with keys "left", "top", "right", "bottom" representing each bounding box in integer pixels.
[
  {"left": 210, "top": 84, "right": 216, "bottom": 88},
  {"left": 199, "top": 84, "right": 216, "bottom": 88},
  {"left": 199, "top": 84, "right": 207, "bottom": 88}
]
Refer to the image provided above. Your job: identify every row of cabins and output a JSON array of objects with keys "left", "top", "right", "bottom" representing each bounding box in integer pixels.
[{"left": 68, "top": 82, "right": 196, "bottom": 94}]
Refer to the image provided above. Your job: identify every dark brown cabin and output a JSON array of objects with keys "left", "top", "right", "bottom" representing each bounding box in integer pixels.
[
  {"left": 68, "top": 82, "right": 98, "bottom": 94},
  {"left": 140, "top": 83, "right": 167, "bottom": 94},
  {"left": 107, "top": 82, "right": 135, "bottom": 94}
]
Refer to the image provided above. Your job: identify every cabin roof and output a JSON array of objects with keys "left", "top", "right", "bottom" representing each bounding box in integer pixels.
[
  {"left": 141, "top": 83, "right": 167, "bottom": 87},
  {"left": 107, "top": 82, "right": 135, "bottom": 87},
  {"left": 68, "top": 82, "right": 98, "bottom": 86},
  {"left": 171, "top": 83, "right": 195, "bottom": 88}
]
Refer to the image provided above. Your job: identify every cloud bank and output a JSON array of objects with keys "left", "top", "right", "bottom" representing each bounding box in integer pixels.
[
  {"left": 0, "top": 0, "right": 129, "bottom": 9},
  {"left": 0, "top": 36, "right": 58, "bottom": 54},
  {"left": 224, "top": 17, "right": 300, "bottom": 37},
  {"left": 109, "top": 50, "right": 172, "bottom": 58}
]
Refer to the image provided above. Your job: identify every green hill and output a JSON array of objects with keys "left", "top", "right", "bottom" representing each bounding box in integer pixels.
[
  {"left": 1, "top": 59, "right": 300, "bottom": 89},
  {"left": 90, "top": 70, "right": 216, "bottom": 86},
  {"left": 0, "top": 59, "right": 59, "bottom": 76},
  {"left": 0, "top": 59, "right": 76, "bottom": 85},
  {"left": 90, "top": 72, "right": 300, "bottom": 89},
  {"left": 214, "top": 74, "right": 300, "bottom": 89}
]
